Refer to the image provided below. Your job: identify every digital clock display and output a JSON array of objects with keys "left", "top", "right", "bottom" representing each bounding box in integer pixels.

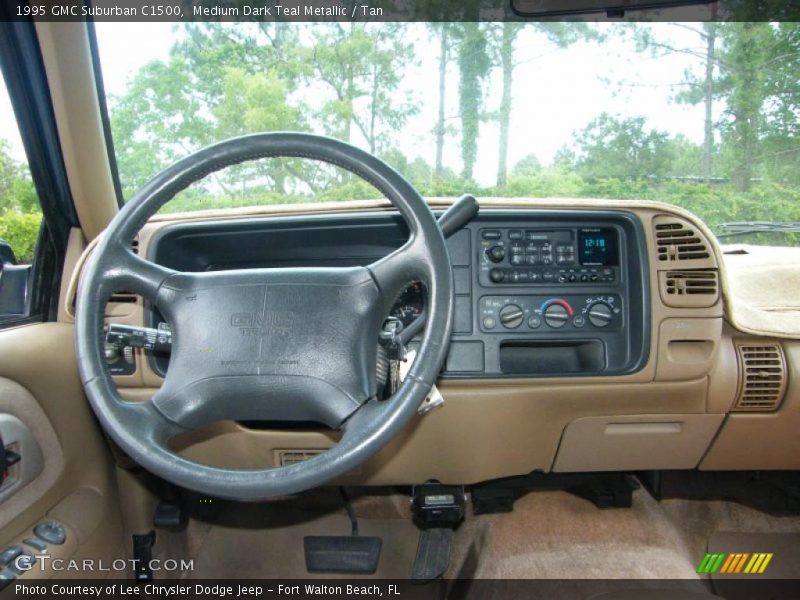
[{"left": 578, "top": 229, "right": 618, "bottom": 266}]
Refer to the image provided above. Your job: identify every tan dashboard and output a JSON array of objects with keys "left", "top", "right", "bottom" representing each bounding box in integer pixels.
[{"left": 59, "top": 199, "right": 800, "bottom": 483}]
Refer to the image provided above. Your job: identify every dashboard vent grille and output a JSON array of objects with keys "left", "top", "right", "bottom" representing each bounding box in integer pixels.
[
  {"left": 665, "top": 270, "right": 718, "bottom": 295},
  {"left": 733, "top": 343, "right": 787, "bottom": 412},
  {"left": 659, "top": 270, "right": 719, "bottom": 308},
  {"left": 655, "top": 221, "right": 710, "bottom": 262}
]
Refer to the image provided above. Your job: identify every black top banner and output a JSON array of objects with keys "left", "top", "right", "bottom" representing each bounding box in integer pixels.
[{"left": 2, "top": 0, "right": 799, "bottom": 22}]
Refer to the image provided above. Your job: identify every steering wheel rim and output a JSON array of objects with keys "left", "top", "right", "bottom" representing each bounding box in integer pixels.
[{"left": 75, "top": 133, "right": 454, "bottom": 501}]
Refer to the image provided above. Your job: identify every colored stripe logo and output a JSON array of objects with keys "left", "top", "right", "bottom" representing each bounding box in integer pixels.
[{"left": 697, "top": 552, "right": 773, "bottom": 574}]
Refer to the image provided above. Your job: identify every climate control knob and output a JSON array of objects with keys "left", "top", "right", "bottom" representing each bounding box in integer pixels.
[
  {"left": 543, "top": 303, "right": 570, "bottom": 328},
  {"left": 499, "top": 304, "right": 524, "bottom": 329},
  {"left": 588, "top": 302, "right": 613, "bottom": 327},
  {"left": 487, "top": 245, "right": 506, "bottom": 263}
]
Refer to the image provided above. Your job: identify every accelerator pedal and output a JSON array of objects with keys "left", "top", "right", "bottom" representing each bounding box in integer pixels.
[
  {"left": 304, "top": 487, "right": 382, "bottom": 575},
  {"left": 411, "top": 528, "right": 453, "bottom": 583},
  {"left": 410, "top": 483, "right": 466, "bottom": 583}
]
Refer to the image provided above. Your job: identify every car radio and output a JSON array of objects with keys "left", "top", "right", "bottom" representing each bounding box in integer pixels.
[{"left": 478, "top": 227, "right": 619, "bottom": 286}]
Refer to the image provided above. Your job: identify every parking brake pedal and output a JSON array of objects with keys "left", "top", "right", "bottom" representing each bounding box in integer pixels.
[
  {"left": 410, "top": 483, "right": 465, "bottom": 583},
  {"left": 304, "top": 488, "right": 382, "bottom": 574},
  {"left": 153, "top": 482, "right": 187, "bottom": 531}
]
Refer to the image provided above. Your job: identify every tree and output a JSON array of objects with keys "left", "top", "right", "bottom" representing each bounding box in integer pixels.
[
  {"left": 716, "top": 23, "right": 772, "bottom": 191},
  {"left": 433, "top": 23, "right": 451, "bottom": 178},
  {"left": 307, "top": 23, "right": 418, "bottom": 154},
  {"left": 453, "top": 18, "right": 491, "bottom": 181},
  {"left": 493, "top": 22, "right": 518, "bottom": 187},
  {"left": 510, "top": 153, "right": 542, "bottom": 178},
  {"left": 566, "top": 113, "right": 675, "bottom": 180},
  {"left": 631, "top": 22, "right": 798, "bottom": 191},
  {"left": 754, "top": 22, "right": 800, "bottom": 185},
  {"left": 631, "top": 23, "right": 720, "bottom": 181},
  {"left": 0, "top": 139, "right": 37, "bottom": 214},
  {"left": 110, "top": 24, "right": 306, "bottom": 197},
  {"left": 487, "top": 22, "right": 598, "bottom": 186}
]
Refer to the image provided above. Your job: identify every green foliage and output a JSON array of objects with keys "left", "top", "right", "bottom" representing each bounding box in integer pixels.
[
  {"left": 0, "top": 211, "right": 41, "bottom": 263},
  {"left": 453, "top": 20, "right": 491, "bottom": 181},
  {"left": 0, "top": 140, "right": 38, "bottom": 214},
  {"left": 564, "top": 113, "right": 676, "bottom": 180},
  {"left": 307, "top": 23, "right": 418, "bottom": 153},
  {"left": 637, "top": 22, "right": 800, "bottom": 191},
  {"left": 96, "top": 22, "right": 800, "bottom": 248},
  {"left": 0, "top": 139, "right": 41, "bottom": 263}
]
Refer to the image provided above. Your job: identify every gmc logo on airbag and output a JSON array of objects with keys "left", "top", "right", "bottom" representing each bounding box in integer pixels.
[{"left": 230, "top": 313, "right": 292, "bottom": 336}]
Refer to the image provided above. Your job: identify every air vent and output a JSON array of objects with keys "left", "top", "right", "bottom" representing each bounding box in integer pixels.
[
  {"left": 733, "top": 343, "right": 787, "bottom": 412},
  {"left": 655, "top": 220, "right": 711, "bottom": 262},
  {"left": 660, "top": 270, "right": 719, "bottom": 308}
]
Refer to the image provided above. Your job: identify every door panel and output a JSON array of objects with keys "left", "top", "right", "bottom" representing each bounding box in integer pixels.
[{"left": 0, "top": 322, "right": 124, "bottom": 578}]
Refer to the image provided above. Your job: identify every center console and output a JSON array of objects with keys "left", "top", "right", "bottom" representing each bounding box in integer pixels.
[{"left": 442, "top": 211, "right": 650, "bottom": 378}]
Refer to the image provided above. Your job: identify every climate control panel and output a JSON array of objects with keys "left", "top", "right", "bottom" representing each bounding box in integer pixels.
[{"left": 479, "top": 294, "right": 622, "bottom": 333}]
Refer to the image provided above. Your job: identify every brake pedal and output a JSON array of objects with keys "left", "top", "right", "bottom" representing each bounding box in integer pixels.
[
  {"left": 303, "top": 487, "right": 382, "bottom": 574},
  {"left": 304, "top": 535, "right": 382, "bottom": 574}
]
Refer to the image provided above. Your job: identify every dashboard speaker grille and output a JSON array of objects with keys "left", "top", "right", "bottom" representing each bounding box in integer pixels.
[
  {"left": 733, "top": 343, "right": 787, "bottom": 412},
  {"left": 660, "top": 270, "right": 719, "bottom": 308},
  {"left": 275, "top": 449, "right": 324, "bottom": 466},
  {"left": 655, "top": 220, "right": 711, "bottom": 262}
]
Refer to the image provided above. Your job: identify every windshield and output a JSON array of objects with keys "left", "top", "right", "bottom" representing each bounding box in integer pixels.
[{"left": 95, "top": 22, "right": 799, "bottom": 245}]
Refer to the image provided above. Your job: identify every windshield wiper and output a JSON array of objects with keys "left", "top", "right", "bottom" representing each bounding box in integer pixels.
[{"left": 715, "top": 222, "right": 800, "bottom": 239}]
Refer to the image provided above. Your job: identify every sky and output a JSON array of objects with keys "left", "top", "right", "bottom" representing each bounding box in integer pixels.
[{"left": 1, "top": 22, "right": 710, "bottom": 188}]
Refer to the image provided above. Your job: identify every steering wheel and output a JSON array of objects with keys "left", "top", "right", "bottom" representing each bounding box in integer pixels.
[{"left": 75, "top": 133, "right": 454, "bottom": 501}]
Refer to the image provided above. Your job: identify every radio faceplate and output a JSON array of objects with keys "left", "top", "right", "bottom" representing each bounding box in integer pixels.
[{"left": 478, "top": 227, "right": 620, "bottom": 286}]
